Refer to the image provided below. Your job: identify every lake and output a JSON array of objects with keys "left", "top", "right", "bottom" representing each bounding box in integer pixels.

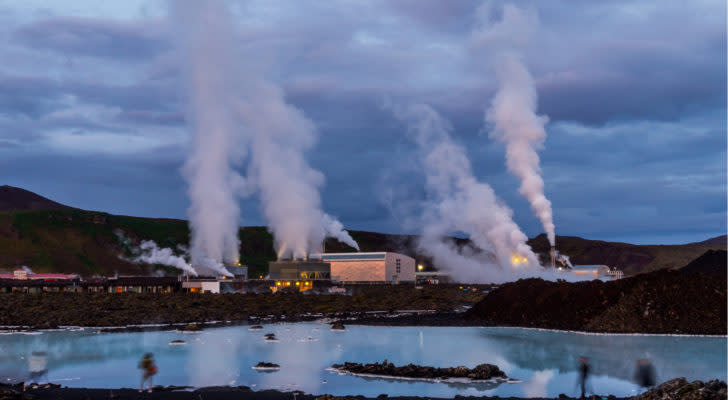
[{"left": 0, "top": 323, "right": 724, "bottom": 398}]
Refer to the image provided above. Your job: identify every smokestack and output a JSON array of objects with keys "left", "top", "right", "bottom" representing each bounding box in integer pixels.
[{"left": 550, "top": 246, "right": 556, "bottom": 269}]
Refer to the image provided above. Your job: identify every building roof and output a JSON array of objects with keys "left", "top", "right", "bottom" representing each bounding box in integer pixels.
[
  {"left": 318, "top": 252, "right": 412, "bottom": 261},
  {"left": 0, "top": 273, "right": 79, "bottom": 280},
  {"left": 106, "top": 277, "right": 180, "bottom": 286},
  {"left": 414, "top": 271, "right": 450, "bottom": 277},
  {"left": 571, "top": 265, "right": 607, "bottom": 270}
]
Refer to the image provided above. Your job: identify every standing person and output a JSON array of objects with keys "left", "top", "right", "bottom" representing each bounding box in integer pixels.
[
  {"left": 138, "top": 353, "right": 157, "bottom": 393},
  {"left": 634, "top": 359, "right": 656, "bottom": 388},
  {"left": 577, "top": 356, "right": 590, "bottom": 399}
]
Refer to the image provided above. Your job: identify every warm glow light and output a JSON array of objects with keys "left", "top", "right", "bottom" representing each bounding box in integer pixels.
[
  {"left": 276, "top": 282, "right": 281, "bottom": 286},
  {"left": 510, "top": 253, "right": 529, "bottom": 266},
  {"left": 295, "top": 281, "right": 300, "bottom": 286},
  {"left": 417, "top": 264, "right": 424, "bottom": 271}
]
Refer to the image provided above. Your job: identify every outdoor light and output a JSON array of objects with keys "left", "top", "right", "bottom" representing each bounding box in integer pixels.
[{"left": 417, "top": 264, "right": 423, "bottom": 271}]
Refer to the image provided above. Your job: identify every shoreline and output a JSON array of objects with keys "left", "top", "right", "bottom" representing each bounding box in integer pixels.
[
  {"left": 5, "top": 378, "right": 726, "bottom": 400},
  {"left": 1, "top": 312, "right": 726, "bottom": 337}
]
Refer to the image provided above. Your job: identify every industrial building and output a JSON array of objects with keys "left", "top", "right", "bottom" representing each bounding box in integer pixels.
[
  {"left": 267, "top": 259, "right": 331, "bottom": 292},
  {"left": 319, "top": 252, "right": 416, "bottom": 283},
  {"left": 571, "top": 265, "right": 624, "bottom": 280},
  {"left": 181, "top": 265, "right": 249, "bottom": 293}
]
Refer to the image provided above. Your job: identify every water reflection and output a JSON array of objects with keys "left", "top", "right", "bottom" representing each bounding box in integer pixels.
[{"left": 0, "top": 324, "right": 723, "bottom": 398}]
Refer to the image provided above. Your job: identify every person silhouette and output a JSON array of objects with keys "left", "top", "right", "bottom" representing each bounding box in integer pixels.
[
  {"left": 577, "top": 356, "right": 590, "bottom": 398},
  {"left": 138, "top": 353, "right": 157, "bottom": 393}
]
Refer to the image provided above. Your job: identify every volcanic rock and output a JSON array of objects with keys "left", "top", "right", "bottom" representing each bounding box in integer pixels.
[
  {"left": 466, "top": 269, "right": 726, "bottom": 334},
  {"left": 633, "top": 377, "right": 727, "bottom": 399},
  {"left": 330, "top": 361, "right": 507, "bottom": 381}
]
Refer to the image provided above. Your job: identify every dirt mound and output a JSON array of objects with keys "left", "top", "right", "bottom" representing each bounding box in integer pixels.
[
  {"left": 465, "top": 269, "right": 726, "bottom": 334},
  {"left": 0, "top": 185, "right": 70, "bottom": 212},
  {"left": 679, "top": 249, "right": 726, "bottom": 275}
]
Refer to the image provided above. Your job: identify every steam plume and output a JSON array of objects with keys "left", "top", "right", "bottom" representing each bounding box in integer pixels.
[
  {"left": 234, "top": 86, "right": 329, "bottom": 259},
  {"left": 175, "top": 1, "right": 357, "bottom": 261},
  {"left": 173, "top": 1, "right": 243, "bottom": 276},
  {"left": 323, "top": 213, "right": 360, "bottom": 250},
  {"left": 473, "top": 4, "right": 556, "bottom": 246},
  {"left": 391, "top": 103, "right": 539, "bottom": 283},
  {"left": 135, "top": 240, "right": 198, "bottom": 276}
]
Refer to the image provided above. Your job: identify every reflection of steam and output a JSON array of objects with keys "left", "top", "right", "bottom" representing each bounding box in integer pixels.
[
  {"left": 473, "top": 4, "right": 556, "bottom": 247},
  {"left": 186, "top": 331, "right": 243, "bottom": 387},
  {"left": 389, "top": 102, "right": 540, "bottom": 283},
  {"left": 258, "top": 324, "right": 342, "bottom": 393},
  {"left": 523, "top": 369, "right": 554, "bottom": 397}
]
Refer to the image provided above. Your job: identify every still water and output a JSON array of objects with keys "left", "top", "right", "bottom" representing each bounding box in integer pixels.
[{"left": 0, "top": 323, "right": 724, "bottom": 398}]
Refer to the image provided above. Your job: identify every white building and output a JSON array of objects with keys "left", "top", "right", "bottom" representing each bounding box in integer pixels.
[
  {"left": 571, "top": 265, "right": 623, "bottom": 279},
  {"left": 319, "top": 252, "right": 416, "bottom": 283}
]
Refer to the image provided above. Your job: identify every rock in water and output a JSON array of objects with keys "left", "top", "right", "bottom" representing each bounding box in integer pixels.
[{"left": 330, "top": 361, "right": 507, "bottom": 381}]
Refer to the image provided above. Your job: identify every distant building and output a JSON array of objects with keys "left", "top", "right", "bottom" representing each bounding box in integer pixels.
[
  {"left": 102, "top": 276, "right": 180, "bottom": 293},
  {"left": 415, "top": 271, "right": 451, "bottom": 285},
  {"left": 0, "top": 276, "right": 179, "bottom": 293},
  {"left": 318, "top": 252, "right": 415, "bottom": 284},
  {"left": 607, "top": 267, "right": 624, "bottom": 279},
  {"left": 571, "top": 265, "right": 613, "bottom": 279},
  {"left": 182, "top": 265, "right": 248, "bottom": 294},
  {"left": 0, "top": 270, "right": 79, "bottom": 281}
]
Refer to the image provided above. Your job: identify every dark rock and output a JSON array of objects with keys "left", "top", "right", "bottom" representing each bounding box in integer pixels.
[
  {"left": 253, "top": 362, "right": 280, "bottom": 369},
  {"left": 330, "top": 361, "right": 507, "bottom": 381},
  {"left": 634, "top": 377, "right": 727, "bottom": 400}
]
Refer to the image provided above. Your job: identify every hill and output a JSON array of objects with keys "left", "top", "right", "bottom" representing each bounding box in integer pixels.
[
  {"left": 0, "top": 186, "right": 724, "bottom": 278},
  {"left": 0, "top": 185, "right": 70, "bottom": 212},
  {"left": 527, "top": 233, "right": 726, "bottom": 275},
  {"left": 679, "top": 249, "right": 727, "bottom": 275}
]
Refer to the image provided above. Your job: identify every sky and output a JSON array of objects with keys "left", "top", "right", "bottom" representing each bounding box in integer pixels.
[{"left": 0, "top": 0, "right": 725, "bottom": 245}]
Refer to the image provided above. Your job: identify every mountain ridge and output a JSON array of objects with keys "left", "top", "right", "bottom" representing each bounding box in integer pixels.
[{"left": 0, "top": 185, "right": 724, "bottom": 278}]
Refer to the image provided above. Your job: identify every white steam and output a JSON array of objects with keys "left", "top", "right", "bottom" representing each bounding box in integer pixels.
[
  {"left": 391, "top": 103, "right": 540, "bottom": 283},
  {"left": 173, "top": 0, "right": 357, "bottom": 261},
  {"left": 135, "top": 240, "right": 198, "bottom": 276},
  {"left": 555, "top": 250, "right": 573, "bottom": 268},
  {"left": 173, "top": 0, "right": 240, "bottom": 276},
  {"left": 323, "top": 213, "right": 360, "bottom": 251},
  {"left": 473, "top": 4, "right": 556, "bottom": 246}
]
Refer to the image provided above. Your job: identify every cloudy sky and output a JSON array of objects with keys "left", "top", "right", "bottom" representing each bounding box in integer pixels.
[{"left": 0, "top": 0, "right": 725, "bottom": 244}]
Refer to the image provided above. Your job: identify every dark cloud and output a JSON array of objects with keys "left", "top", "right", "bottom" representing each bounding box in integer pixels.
[
  {"left": 13, "top": 16, "right": 167, "bottom": 61},
  {"left": 0, "top": 0, "right": 723, "bottom": 244}
]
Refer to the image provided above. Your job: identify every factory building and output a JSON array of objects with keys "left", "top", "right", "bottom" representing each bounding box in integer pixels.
[
  {"left": 267, "top": 260, "right": 331, "bottom": 292},
  {"left": 182, "top": 265, "right": 249, "bottom": 294},
  {"left": 319, "top": 252, "right": 415, "bottom": 284},
  {"left": 571, "top": 265, "right": 624, "bottom": 280}
]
